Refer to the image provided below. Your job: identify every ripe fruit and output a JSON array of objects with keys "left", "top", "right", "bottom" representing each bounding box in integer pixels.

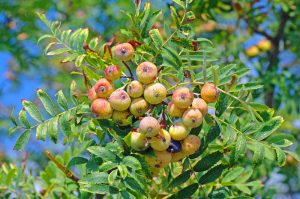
[
  {"left": 169, "top": 122, "right": 190, "bottom": 141},
  {"left": 112, "top": 110, "right": 132, "bottom": 126},
  {"left": 182, "top": 108, "right": 203, "bottom": 128},
  {"left": 136, "top": 62, "right": 158, "bottom": 84},
  {"left": 126, "top": 80, "right": 144, "bottom": 98},
  {"left": 182, "top": 135, "right": 201, "bottom": 155},
  {"left": 245, "top": 46, "right": 259, "bottom": 57},
  {"left": 167, "top": 102, "right": 185, "bottom": 117},
  {"left": 129, "top": 97, "right": 149, "bottom": 117},
  {"left": 139, "top": 117, "right": 160, "bottom": 137},
  {"left": 90, "top": 98, "right": 113, "bottom": 119},
  {"left": 150, "top": 129, "right": 171, "bottom": 151},
  {"left": 130, "top": 132, "right": 149, "bottom": 151},
  {"left": 171, "top": 151, "right": 186, "bottom": 162},
  {"left": 113, "top": 43, "right": 134, "bottom": 61},
  {"left": 144, "top": 83, "right": 167, "bottom": 105},
  {"left": 172, "top": 87, "right": 194, "bottom": 108},
  {"left": 192, "top": 98, "right": 208, "bottom": 116},
  {"left": 88, "top": 86, "right": 97, "bottom": 101},
  {"left": 94, "top": 78, "right": 114, "bottom": 98},
  {"left": 104, "top": 65, "right": 121, "bottom": 81},
  {"left": 145, "top": 150, "right": 172, "bottom": 169},
  {"left": 257, "top": 39, "right": 271, "bottom": 51},
  {"left": 167, "top": 140, "right": 182, "bottom": 153},
  {"left": 108, "top": 89, "right": 131, "bottom": 111},
  {"left": 201, "top": 83, "right": 219, "bottom": 103}
]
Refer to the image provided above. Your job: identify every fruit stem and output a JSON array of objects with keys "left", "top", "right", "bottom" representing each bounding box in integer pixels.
[
  {"left": 203, "top": 50, "right": 207, "bottom": 83},
  {"left": 122, "top": 61, "right": 134, "bottom": 80},
  {"left": 82, "top": 69, "right": 89, "bottom": 94},
  {"left": 167, "top": 81, "right": 204, "bottom": 92}
]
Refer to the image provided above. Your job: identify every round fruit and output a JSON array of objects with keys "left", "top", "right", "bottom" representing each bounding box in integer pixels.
[
  {"left": 150, "top": 129, "right": 171, "bottom": 151},
  {"left": 126, "top": 80, "right": 144, "bottom": 98},
  {"left": 130, "top": 132, "right": 149, "bottom": 151},
  {"left": 113, "top": 43, "right": 134, "bottom": 61},
  {"left": 144, "top": 83, "right": 167, "bottom": 105},
  {"left": 90, "top": 98, "right": 113, "bottom": 119},
  {"left": 167, "top": 102, "right": 185, "bottom": 117},
  {"left": 139, "top": 117, "right": 161, "bottom": 137},
  {"left": 145, "top": 150, "right": 172, "bottom": 169},
  {"left": 112, "top": 110, "right": 132, "bottom": 126},
  {"left": 104, "top": 65, "right": 121, "bottom": 81},
  {"left": 108, "top": 89, "right": 131, "bottom": 111},
  {"left": 182, "top": 135, "right": 201, "bottom": 155},
  {"left": 172, "top": 87, "right": 194, "bottom": 108},
  {"left": 171, "top": 151, "right": 186, "bottom": 162},
  {"left": 167, "top": 140, "right": 182, "bottom": 153},
  {"left": 182, "top": 108, "right": 203, "bottom": 128},
  {"left": 200, "top": 83, "right": 219, "bottom": 103},
  {"left": 192, "top": 98, "right": 208, "bottom": 116},
  {"left": 129, "top": 97, "right": 149, "bottom": 117},
  {"left": 257, "top": 39, "right": 271, "bottom": 51},
  {"left": 136, "top": 62, "right": 158, "bottom": 84},
  {"left": 169, "top": 122, "right": 190, "bottom": 141},
  {"left": 245, "top": 46, "right": 259, "bottom": 57},
  {"left": 88, "top": 86, "right": 97, "bottom": 101},
  {"left": 94, "top": 78, "right": 114, "bottom": 98}
]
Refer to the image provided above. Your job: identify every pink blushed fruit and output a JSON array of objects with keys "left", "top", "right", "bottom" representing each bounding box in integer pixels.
[
  {"left": 182, "top": 108, "right": 203, "bottom": 128},
  {"left": 167, "top": 102, "right": 185, "bottom": 117},
  {"left": 113, "top": 43, "right": 134, "bottom": 61},
  {"left": 192, "top": 98, "right": 208, "bottom": 116},
  {"left": 201, "top": 83, "right": 219, "bottom": 103},
  {"left": 172, "top": 87, "right": 194, "bottom": 108},
  {"left": 108, "top": 89, "right": 131, "bottom": 111},
  {"left": 139, "top": 116, "right": 160, "bottom": 137},
  {"left": 126, "top": 80, "right": 144, "bottom": 98},
  {"left": 90, "top": 98, "right": 113, "bottom": 119},
  {"left": 144, "top": 83, "right": 167, "bottom": 105},
  {"left": 94, "top": 78, "right": 114, "bottom": 98},
  {"left": 88, "top": 86, "right": 97, "bottom": 101},
  {"left": 104, "top": 65, "right": 121, "bottom": 81},
  {"left": 129, "top": 97, "right": 149, "bottom": 117},
  {"left": 182, "top": 135, "right": 201, "bottom": 155},
  {"left": 136, "top": 62, "right": 158, "bottom": 84}
]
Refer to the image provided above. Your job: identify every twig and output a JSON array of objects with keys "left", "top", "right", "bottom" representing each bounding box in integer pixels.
[
  {"left": 122, "top": 61, "right": 134, "bottom": 80},
  {"left": 82, "top": 69, "right": 89, "bottom": 94}
]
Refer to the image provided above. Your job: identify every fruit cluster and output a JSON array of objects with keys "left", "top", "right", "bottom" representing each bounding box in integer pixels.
[{"left": 88, "top": 42, "right": 219, "bottom": 174}]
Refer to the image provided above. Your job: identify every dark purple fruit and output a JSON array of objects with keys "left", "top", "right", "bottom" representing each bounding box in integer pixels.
[{"left": 167, "top": 140, "right": 182, "bottom": 153}]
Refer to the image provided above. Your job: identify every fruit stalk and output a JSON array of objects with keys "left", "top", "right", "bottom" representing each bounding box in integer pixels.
[{"left": 122, "top": 61, "right": 134, "bottom": 80}]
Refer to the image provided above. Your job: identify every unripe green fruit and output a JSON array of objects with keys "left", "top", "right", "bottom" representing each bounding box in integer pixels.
[
  {"left": 112, "top": 110, "right": 132, "bottom": 126},
  {"left": 104, "top": 65, "right": 121, "bottom": 81},
  {"left": 126, "top": 80, "right": 144, "bottom": 98},
  {"left": 145, "top": 150, "right": 172, "bottom": 169},
  {"left": 94, "top": 78, "right": 114, "bottom": 98},
  {"left": 88, "top": 86, "right": 97, "bottom": 101},
  {"left": 172, "top": 87, "right": 194, "bottom": 108},
  {"left": 150, "top": 129, "right": 171, "bottom": 151},
  {"left": 182, "top": 108, "right": 203, "bottom": 128},
  {"left": 169, "top": 122, "right": 190, "bottom": 141},
  {"left": 144, "top": 83, "right": 167, "bottom": 105},
  {"left": 130, "top": 132, "right": 149, "bottom": 151},
  {"left": 171, "top": 151, "right": 187, "bottom": 162},
  {"left": 129, "top": 97, "right": 149, "bottom": 117},
  {"left": 113, "top": 43, "right": 134, "bottom": 61},
  {"left": 136, "top": 62, "right": 158, "bottom": 84},
  {"left": 167, "top": 102, "right": 185, "bottom": 117},
  {"left": 139, "top": 116, "right": 160, "bottom": 137},
  {"left": 90, "top": 98, "right": 113, "bottom": 119},
  {"left": 108, "top": 89, "right": 131, "bottom": 111},
  {"left": 192, "top": 98, "right": 208, "bottom": 116},
  {"left": 200, "top": 83, "right": 219, "bottom": 103},
  {"left": 182, "top": 135, "right": 201, "bottom": 155}
]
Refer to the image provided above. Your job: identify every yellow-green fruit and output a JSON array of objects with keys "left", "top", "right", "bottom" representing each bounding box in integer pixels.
[
  {"left": 182, "top": 108, "right": 203, "bottom": 128},
  {"left": 169, "top": 122, "right": 190, "bottom": 141},
  {"left": 136, "top": 62, "right": 158, "bottom": 84},
  {"left": 167, "top": 102, "right": 185, "bottom": 117},
  {"left": 257, "top": 39, "right": 271, "bottom": 51},
  {"left": 172, "top": 87, "right": 194, "bottom": 108},
  {"left": 200, "top": 83, "right": 219, "bottom": 103},
  {"left": 94, "top": 78, "right": 114, "bottom": 98},
  {"left": 108, "top": 89, "right": 131, "bottom": 111},
  {"left": 171, "top": 151, "right": 187, "bottom": 162},
  {"left": 129, "top": 97, "right": 149, "bottom": 117},
  {"left": 144, "top": 83, "right": 167, "bottom": 105},
  {"left": 182, "top": 135, "right": 201, "bottom": 155},
  {"left": 113, "top": 43, "right": 134, "bottom": 61},
  {"left": 145, "top": 150, "right": 172, "bottom": 169},
  {"left": 130, "top": 132, "right": 149, "bottom": 151},
  {"left": 192, "top": 98, "right": 208, "bottom": 116},
  {"left": 126, "top": 80, "right": 144, "bottom": 98},
  {"left": 150, "top": 129, "right": 171, "bottom": 151},
  {"left": 245, "top": 46, "right": 259, "bottom": 57},
  {"left": 112, "top": 110, "right": 132, "bottom": 126},
  {"left": 139, "top": 117, "right": 161, "bottom": 137},
  {"left": 90, "top": 98, "right": 113, "bottom": 119}
]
